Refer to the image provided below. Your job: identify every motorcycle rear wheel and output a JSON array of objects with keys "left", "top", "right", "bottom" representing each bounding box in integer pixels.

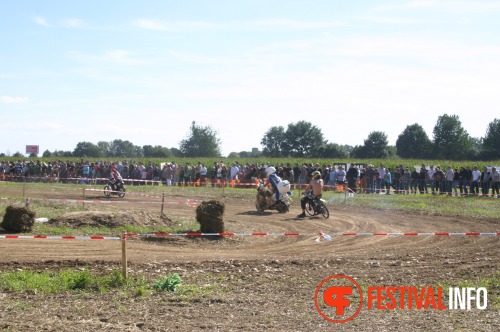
[
  {"left": 103, "top": 185, "right": 111, "bottom": 197},
  {"left": 276, "top": 202, "right": 289, "bottom": 213},
  {"left": 304, "top": 202, "right": 315, "bottom": 216}
]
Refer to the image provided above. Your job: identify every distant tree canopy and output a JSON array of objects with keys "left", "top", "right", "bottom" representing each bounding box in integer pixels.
[
  {"left": 396, "top": 124, "right": 433, "bottom": 159},
  {"left": 260, "top": 121, "right": 345, "bottom": 158},
  {"left": 179, "top": 121, "right": 222, "bottom": 158},
  {"left": 12, "top": 114, "right": 500, "bottom": 160},
  {"left": 432, "top": 114, "right": 473, "bottom": 160},
  {"left": 351, "top": 131, "right": 390, "bottom": 159},
  {"left": 482, "top": 118, "right": 500, "bottom": 160}
]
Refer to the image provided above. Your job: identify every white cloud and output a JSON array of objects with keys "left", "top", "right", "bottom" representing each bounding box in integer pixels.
[
  {"left": 1, "top": 96, "right": 29, "bottom": 104},
  {"left": 252, "top": 19, "right": 343, "bottom": 30},
  {"left": 133, "top": 19, "right": 219, "bottom": 31},
  {"left": 62, "top": 18, "right": 84, "bottom": 28},
  {"left": 33, "top": 16, "right": 49, "bottom": 27},
  {"left": 69, "top": 49, "right": 144, "bottom": 65}
]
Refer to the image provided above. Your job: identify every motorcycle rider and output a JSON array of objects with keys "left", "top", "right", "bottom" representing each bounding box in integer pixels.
[
  {"left": 109, "top": 163, "right": 123, "bottom": 192},
  {"left": 264, "top": 166, "right": 282, "bottom": 201},
  {"left": 298, "top": 170, "right": 323, "bottom": 218}
]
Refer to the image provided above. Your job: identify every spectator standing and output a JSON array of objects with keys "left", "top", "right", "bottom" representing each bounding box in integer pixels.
[
  {"left": 335, "top": 166, "right": 346, "bottom": 187},
  {"left": 346, "top": 163, "right": 359, "bottom": 193},
  {"left": 471, "top": 165, "right": 481, "bottom": 196},
  {"left": 393, "top": 167, "right": 402, "bottom": 194},
  {"left": 427, "top": 165, "right": 435, "bottom": 194},
  {"left": 384, "top": 168, "right": 392, "bottom": 194},
  {"left": 410, "top": 167, "right": 419, "bottom": 194},
  {"left": 481, "top": 166, "right": 491, "bottom": 197},
  {"left": 463, "top": 166, "right": 472, "bottom": 196},
  {"left": 457, "top": 166, "right": 466, "bottom": 195},
  {"left": 364, "top": 164, "right": 375, "bottom": 194},
  {"left": 489, "top": 167, "right": 499, "bottom": 198},
  {"left": 433, "top": 166, "right": 445, "bottom": 194},
  {"left": 377, "top": 164, "right": 386, "bottom": 194},
  {"left": 402, "top": 167, "right": 411, "bottom": 194},
  {"left": 444, "top": 166, "right": 454, "bottom": 196},
  {"left": 200, "top": 163, "right": 207, "bottom": 185}
]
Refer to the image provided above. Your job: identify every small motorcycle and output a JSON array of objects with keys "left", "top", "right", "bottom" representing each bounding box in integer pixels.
[
  {"left": 256, "top": 180, "right": 291, "bottom": 213},
  {"left": 303, "top": 191, "right": 329, "bottom": 218},
  {"left": 104, "top": 178, "right": 126, "bottom": 198}
]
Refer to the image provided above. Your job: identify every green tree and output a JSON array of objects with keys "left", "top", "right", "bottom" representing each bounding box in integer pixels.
[
  {"left": 396, "top": 124, "right": 432, "bottom": 158},
  {"left": 179, "top": 121, "right": 222, "bottom": 157},
  {"left": 261, "top": 126, "right": 286, "bottom": 157},
  {"left": 482, "top": 118, "right": 500, "bottom": 160},
  {"left": 282, "top": 121, "right": 326, "bottom": 157},
  {"left": 317, "top": 143, "right": 348, "bottom": 158},
  {"left": 170, "top": 147, "right": 182, "bottom": 157},
  {"left": 108, "top": 139, "right": 143, "bottom": 158},
  {"left": 432, "top": 114, "right": 472, "bottom": 160},
  {"left": 73, "top": 142, "right": 103, "bottom": 158},
  {"left": 97, "top": 141, "right": 110, "bottom": 156},
  {"left": 42, "top": 149, "right": 52, "bottom": 157},
  {"left": 143, "top": 145, "right": 173, "bottom": 158},
  {"left": 352, "top": 131, "right": 389, "bottom": 158}
]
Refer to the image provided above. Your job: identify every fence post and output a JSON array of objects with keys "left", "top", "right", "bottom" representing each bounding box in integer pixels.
[
  {"left": 121, "top": 231, "right": 128, "bottom": 280},
  {"left": 161, "top": 193, "right": 165, "bottom": 217}
]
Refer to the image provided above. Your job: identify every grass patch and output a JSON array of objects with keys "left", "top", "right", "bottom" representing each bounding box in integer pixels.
[
  {"left": 0, "top": 268, "right": 135, "bottom": 293},
  {"left": 330, "top": 192, "right": 500, "bottom": 219}
]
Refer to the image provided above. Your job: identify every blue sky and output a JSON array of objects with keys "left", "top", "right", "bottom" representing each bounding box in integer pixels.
[{"left": 1, "top": 0, "right": 500, "bottom": 157}]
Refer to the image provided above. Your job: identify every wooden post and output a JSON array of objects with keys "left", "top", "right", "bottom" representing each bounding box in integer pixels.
[
  {"left": 121, "top": 231, "right": 128, "bottom": 280},
  {"left": 161, "top": 193, "right": 165, "bottom": 217}
]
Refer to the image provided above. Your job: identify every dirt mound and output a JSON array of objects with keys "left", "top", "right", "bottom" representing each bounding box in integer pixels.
[{"left": 48, "top": 210, "right": 174, "bottom": 228}]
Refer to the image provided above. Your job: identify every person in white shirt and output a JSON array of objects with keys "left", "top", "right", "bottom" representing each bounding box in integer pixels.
[
  {"left": 230, "top": 163, "right": 240, "bottom": 181},
  {"left": 200, "top": 164, "right": 207, "bottom": 185},
  {"left": 471, "top": 165, "right": 481, "bottom": 196}
]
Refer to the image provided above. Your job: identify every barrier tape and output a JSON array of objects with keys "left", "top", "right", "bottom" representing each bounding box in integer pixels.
[
  {"left": 129, "top": 231, "right": 500, "bottom": 238},
  {"left": 0, "top": 197, "right": 201, "bottom": 207},
  {"left": 1, "top": 232, "right": 498, "bottom": 241},
  {"left": 0, "top": 235, "right": 121, "bottom": 240}
]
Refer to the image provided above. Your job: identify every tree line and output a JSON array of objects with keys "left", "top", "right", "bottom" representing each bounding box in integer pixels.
[{"left": 3, "top": 115, "right": 499, "bottom": 161}]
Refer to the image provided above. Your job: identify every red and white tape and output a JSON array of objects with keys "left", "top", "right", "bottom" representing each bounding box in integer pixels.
[
  {"left": 1, "top": 197, "right": 200, "bottom": 207},
  {"left": 1, "top": 232, "right": 497, "bottom": 241},
  {"left": 0, "top": 235, "right": 121, "bottom": 240},
  {"left": 130, "top": 231, "right": 500, "bottom": 238}
]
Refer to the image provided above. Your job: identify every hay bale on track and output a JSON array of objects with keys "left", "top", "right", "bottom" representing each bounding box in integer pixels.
[
  {"left": 1, "top": 205, "right": 36, "bottom": 233},
  {"left": 195, "top": 200, "right": 225, "bottom": 233}
]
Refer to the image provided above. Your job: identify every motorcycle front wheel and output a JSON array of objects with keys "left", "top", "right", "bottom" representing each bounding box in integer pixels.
[
  {"left": 103, "top": 185, "right": 111, "bottom": 197},
  {"left": 319, "top": 203, "right": 330, "bottom": 219},
  {"left": 117, "top": 187, "right": 126, "bottom": 198}
]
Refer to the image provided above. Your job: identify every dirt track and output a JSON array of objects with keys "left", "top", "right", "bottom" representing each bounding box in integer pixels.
[{"left": 0, "top": 186, "right": 499, "bottom": 331}]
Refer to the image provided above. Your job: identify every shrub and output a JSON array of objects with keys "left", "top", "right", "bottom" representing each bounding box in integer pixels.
[
  {"left": 1, "top": 205, "right": 36, "bottom": 233},
  {"left": 152, "top": 273, "right": 182, "bottom": 292},
  {"left": 195, "top": 200, "right": 225, "bottom": 233}
]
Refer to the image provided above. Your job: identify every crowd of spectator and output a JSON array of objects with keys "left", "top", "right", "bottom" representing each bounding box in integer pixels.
[{"left": 1, "top": 159, "right": 499, "bottom": 197}]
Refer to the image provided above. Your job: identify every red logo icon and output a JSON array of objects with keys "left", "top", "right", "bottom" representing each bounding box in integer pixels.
[{"left": 314, "top": 275, "right": 363, "bottom": 323}]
